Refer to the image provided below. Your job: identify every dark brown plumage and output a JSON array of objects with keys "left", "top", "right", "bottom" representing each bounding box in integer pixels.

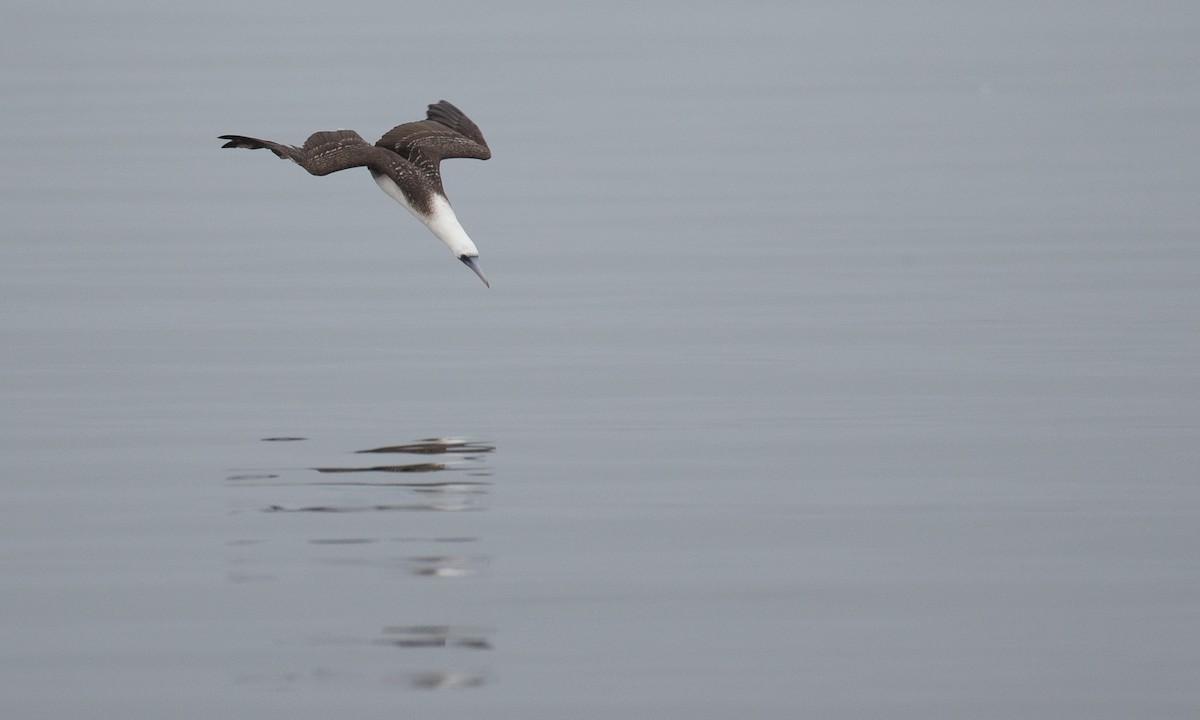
[
  {"left": 219, "top": 101, "right": 493, "bottom": 286},
  {"left": 219, "top": 100, "right": 490, "bottom": 207}
]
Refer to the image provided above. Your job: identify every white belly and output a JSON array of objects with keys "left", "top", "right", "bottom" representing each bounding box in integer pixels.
[{"left": 371, "top": 171, "right": 479, "bottom": 258}]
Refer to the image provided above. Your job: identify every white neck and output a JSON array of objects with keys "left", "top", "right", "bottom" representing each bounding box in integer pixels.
[{"left": 371, "top": 172, "right": 479, "bottom": 258}]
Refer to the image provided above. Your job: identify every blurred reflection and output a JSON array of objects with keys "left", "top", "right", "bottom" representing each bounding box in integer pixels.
[
  {"left": 378, "top": 625, "right": 492, "bottom": 650},
  {"left": 388, "top": 672, "right": 487, "bottom": 690},
  {"left": 314, "top": 462, "right": 447, "bottom": 473},
  {"left": 356, "top": 438, "right": 495, "bottom": 455},
  {"left": 263, "top": 500, "right": 481, "bottom": 513},
  {"left": 227, "top": 435, "right": 497, "bottom": 690},
  {"left": 311, "top": 553, "right": 489, "bottom": 576}
]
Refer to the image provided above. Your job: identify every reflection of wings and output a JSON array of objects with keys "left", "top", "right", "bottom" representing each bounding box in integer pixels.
[
  {"left": 375, "top": 100, "right": 491, "bottom": 186},
  {"left": 219, "top": 129, "right": 377, "bottom": 177}
]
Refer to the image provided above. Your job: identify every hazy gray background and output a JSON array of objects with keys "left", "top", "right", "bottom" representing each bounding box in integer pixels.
[{"left": 2, "top": 1, "right": 1198, "bottom": 717}]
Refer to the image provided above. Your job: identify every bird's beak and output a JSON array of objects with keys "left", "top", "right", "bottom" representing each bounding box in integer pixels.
[{"left": 460, "top": 255, "right": 490, "bottom": 288}]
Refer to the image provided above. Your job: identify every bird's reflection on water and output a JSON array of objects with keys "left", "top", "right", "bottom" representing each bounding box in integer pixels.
[
  {"left": 378, "top": 625, "right": 492, "bottom": 650},
  {"left": 226, "top": 436, "right": 496, "bottom": 690},
  {"left": 263, "top": 500, "right": 480, "bottom": 513},
  {"left": 356, "top": 438, "right": 496, "bottom": 455},
  {"left": 315, "top": 462, "right": 448, "bottom": 473},
  {"left": 387, "top": 672, "right": 488, "bottom": 690}
]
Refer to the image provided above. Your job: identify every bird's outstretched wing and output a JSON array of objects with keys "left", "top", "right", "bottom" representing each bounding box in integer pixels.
[
  {"left": 375, "top": 101, "right": 491, "bottom": 184},
  {"left": 219, "top": 129, "right": 375, "bottom": 177}
]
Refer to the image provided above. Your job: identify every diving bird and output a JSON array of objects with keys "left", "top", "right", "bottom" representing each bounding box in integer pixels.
[{"left": 219, "top": 100, "right": 492, "bottom": 287}]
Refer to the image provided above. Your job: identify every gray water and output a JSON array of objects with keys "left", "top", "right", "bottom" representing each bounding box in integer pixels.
[{"left": 2, "top": 1, "right": 1199, "bottom": 717}]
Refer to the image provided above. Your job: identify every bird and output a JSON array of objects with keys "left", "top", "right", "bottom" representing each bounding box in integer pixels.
[{"left": 219, "top": 100, "right": 492, "bottom": 287}]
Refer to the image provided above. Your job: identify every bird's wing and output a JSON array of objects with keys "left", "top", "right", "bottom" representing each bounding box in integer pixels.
[
  {"left": 220, "top": 129, "right": 376, "bottom": 177},
  {"left": 375, "top": 101, "right": 491, "bottom": 183}
]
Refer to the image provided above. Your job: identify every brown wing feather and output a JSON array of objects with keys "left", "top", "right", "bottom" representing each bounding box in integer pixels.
[
  {"left": 220, "top": 129, "right": 376, "bottom": 177},
  {"left": 425, "top": 100, "right": 490, "bottom": 153},
  {"left": 375, "top": 101, "right": 491, "bottom": 184}
]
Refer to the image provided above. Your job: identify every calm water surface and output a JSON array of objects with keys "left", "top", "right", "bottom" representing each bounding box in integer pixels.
[{"left": 2, "top": 1, "right": 1199, "bottom": 717}]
